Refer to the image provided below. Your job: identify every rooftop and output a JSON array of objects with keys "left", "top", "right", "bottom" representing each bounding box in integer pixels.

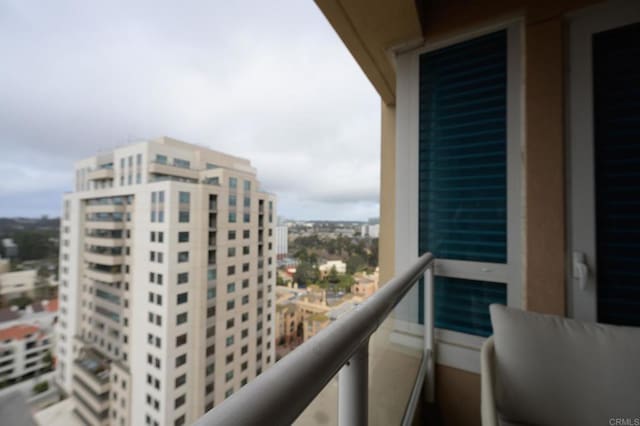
[{"left": 0, "top": 324, "right": 40, "bottom": 341}]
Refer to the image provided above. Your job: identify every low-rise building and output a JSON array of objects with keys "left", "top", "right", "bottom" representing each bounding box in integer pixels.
[
  {"left": 303, "top": 312, "right": 330, "bottom": 341},
  {"left": 351, "top": 271, "right": 379, "bottom": 299},
  {"left": 1, "top": 239, "right": 18, "bottom": 259},
  {"left": 0, "top": 324, "right": 53, "bottom": 384},
  {"left": 275, "top": 304, "right": 303, "bottom": 346},
  {"left": 318, "top": 260, "right": 346, "bottom": 276},
  {"left": 0, "top": 270, "right": 37, "bottom": 307}
]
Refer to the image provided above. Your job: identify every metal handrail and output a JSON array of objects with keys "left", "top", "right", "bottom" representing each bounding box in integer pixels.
[{"left": 195, "top": 252, "right": 435, "bottom": 426}]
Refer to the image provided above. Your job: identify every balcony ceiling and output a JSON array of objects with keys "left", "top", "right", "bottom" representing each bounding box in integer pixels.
[{"left": 314, "top": 0, "right": 423, "bottom": 105}]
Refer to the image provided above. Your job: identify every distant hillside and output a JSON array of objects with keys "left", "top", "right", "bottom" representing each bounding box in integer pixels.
[
  {"left": 0, "top": 217, "right": 60, "bottom": 235},
  {"left": 0, "top": 217, "right": 60, "bottom": 261}
]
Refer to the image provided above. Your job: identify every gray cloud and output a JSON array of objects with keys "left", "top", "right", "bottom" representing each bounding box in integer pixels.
[{"left": 0, "top": 0, "right": 380, "bottom": 220}]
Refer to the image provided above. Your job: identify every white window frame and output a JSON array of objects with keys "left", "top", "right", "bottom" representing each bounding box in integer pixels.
[
  {"left": 394, "top": 19, "right": 524, "bottom": 373},
  {"left": 566, "top": 0, "right": 640, "bottom": 322}
]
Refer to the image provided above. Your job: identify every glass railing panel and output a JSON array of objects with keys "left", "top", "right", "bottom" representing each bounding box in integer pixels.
[
  {"left": 293, "top": 376, "right": 338, "bottom": 426},
  {"left": 369, "top": 279, "right": 424, "bottom": 425}
]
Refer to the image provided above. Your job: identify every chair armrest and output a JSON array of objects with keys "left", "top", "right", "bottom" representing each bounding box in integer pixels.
[{"left": 481, "top": 336, "right": 498, "bottom": 426}]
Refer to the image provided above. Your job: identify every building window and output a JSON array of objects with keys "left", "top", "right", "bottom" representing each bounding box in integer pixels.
[
  {"left": 243, "top": 180, "right": 251, "bottom": 191},
  {"left": 177, "top": 272, "right": 188, "bottom": 284},
  {"left": 176, "top": 312, "right": 188, "bottom": 325},
  {"left": 178, "top": 211, "right": 190, "bottom": 223},
  {"left": 176, "top": 354, "right": 187, "bottom": 367},
  {"left": 226, "top": 318, "right": 234, "bottom": 329},
  {"left": 229, "top": 194, "right": 237, "bottom": 207},
  {"left": 227, "top": 283, "right": 235, "bottom": 293},
  {"left": 225, "top": 388, "right": 234, "bottom": 398},
  {"left": 208, "top": 269, "right": 217, "bottom": 281},
  {"left": 175, "top": 374, "right": 186, "bottom": 388},
  {"left": 227, "top": 247, "right": 236, "bottom": 257},
  {"left": 242, "top": 295, "right": 249, "bottom": 305},
  {"left": 225, "top": 371, "right": 234, "bottom": 382},
  {"left": 174, "top": 158, "right": 190, "bottom": 169},
  {"left": 177, "top": 293, "right": 188, "bottom": 305},
  {"left": 175, "top": 394, "right": 186, "bottom": 409},
  {"left": 175, "top": 415, "right": 185, "bottom": 426},
  {"left": 176, "top": 334, "right": 187, "bottom": 347},
  {"left": 242, "top": 246, "right": 250, "bottom": 255},
  {"left": 178, "top": 232, "right": 189, "bottom": 243},
  {"left": 177, "top": 251, "right": 189, "bottom": 263},
  {"left": 179, "top": 191, "right": 190, "bottom": 204},
  {"left": 228, "top": 212, "right": 236, "bottom": 223},
  {"left": 207, "top": 288, "right": 216, "bottom": 300},
  {"left": 227, "top": 300, "right": 235, "bottom": 311},
  {"left": 242, "top": 263, "right": 249, "bottom": 272},
  {"left": 243, "top": 230, "right": 250, "bottom": 239},
  {"left": 226, "top": 336, "right": 234, "bottom": 347},
  {"left": 156, "top": 154, "right": 167, "bottom": 164},
  {"left": 229, "top": 177, "right": 237, "bottom": 189},
  {"left": 228, "top": 266, "right": 235, "bottom": 275},
  {"left": 242, "top": 279, "right": 249, "bottom": 289},
  {"left": 228, "top": 230, "right": 236, "bottom": 240}
]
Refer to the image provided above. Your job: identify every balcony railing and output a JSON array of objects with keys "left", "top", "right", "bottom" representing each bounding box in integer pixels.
[{"left": 196, "top": 252, "right": 435, "bottom": 426}]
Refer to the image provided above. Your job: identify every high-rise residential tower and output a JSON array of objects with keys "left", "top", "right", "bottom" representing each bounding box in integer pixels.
[{"left": 56, "top": 137, "right": 276, "bottom": 426}]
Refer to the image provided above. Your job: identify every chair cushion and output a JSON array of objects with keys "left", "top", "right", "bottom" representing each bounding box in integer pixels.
[{"left": 490, "top": 304, "right": 640, "bottom": 426}]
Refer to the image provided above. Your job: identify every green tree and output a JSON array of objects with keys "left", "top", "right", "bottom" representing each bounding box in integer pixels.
[
  {"left": 32, "top": 381, "right": 49, "bottom": 394},
  {"left": 9, "top": 296, "right": 33, "bottom": 309},
  {"left": 327, "top": 265, "right": 340, "bottom": 283},
  {"left": 42, "top": 351, "right": 53, "bottom": 371},
  {"left": 368, "top": 238, "right": 379, "bottom": 267},
  {"left": 346, "top": 254, "right": 366, "bottom": 274},
  {"left": 294, "top": 262, "right": 319, "bottom": 287}
]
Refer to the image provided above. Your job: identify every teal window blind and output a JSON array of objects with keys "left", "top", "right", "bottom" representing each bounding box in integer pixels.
[
  {"left": 418, "top": 30, "right": 508, "bottom": 336},
  {"left": 593, "top": 23, "right": 640, "bottom": 327}
]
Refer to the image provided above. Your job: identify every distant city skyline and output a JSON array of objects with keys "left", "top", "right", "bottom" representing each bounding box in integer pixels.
[{"left": 0, "top": 1, "right": 380, "bottom": 221}]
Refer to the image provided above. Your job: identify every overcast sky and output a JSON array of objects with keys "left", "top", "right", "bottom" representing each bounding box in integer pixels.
[{"left": 0, "top": 0, "right": 380, "bottom": 221}]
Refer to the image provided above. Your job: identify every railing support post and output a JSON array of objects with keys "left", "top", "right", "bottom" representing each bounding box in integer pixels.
[
  {"left": 338, "top": 340, "right": 368, "bottom": 426},
  {"left": 424, "top": 265, "right": 435, "bottom": 403}
]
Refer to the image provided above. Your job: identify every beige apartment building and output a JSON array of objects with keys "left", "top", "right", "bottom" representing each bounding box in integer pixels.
[{"left": 56, "top": 137, "right": 276, "bottom": 426}]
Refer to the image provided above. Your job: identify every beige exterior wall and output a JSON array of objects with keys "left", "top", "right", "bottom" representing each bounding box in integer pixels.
[
  {"left": 0, "top": 270, "right": 38, "bottom": 299},
  {"left": 316, "top": 1, "right": 606, "bottom": 425},
  {"left": 378, "top": 102, "right": 396, "bottom": 284},
  {"left": 57, "top": 138, "right": 276, "bottom": 426}
]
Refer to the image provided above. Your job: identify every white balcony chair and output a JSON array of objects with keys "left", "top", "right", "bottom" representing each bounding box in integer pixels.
[{"left": 481, "top": 304, "right": 640, "bottom": 426}]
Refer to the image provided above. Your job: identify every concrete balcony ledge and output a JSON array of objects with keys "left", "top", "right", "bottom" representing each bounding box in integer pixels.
[
  {"left": 87, "top": 169, "right": 114, "bottom": 180},
  {"left": 149, "top": 162, "right": 199, "bottom": 180},
  {"left": 84, "top": 237, "right": 121, "bottom": 247},
  {"left": 84, "top": 252, "right": 123, "bottom": 266},
  {"left": 85, "top": 204, "right": 125, "bottom": 214},
  {"left": 85, "top": 269, "right": 121, "bottom": 283},
  {"left": 85, "top": 221, "right": 124, "bottom": 231}
]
